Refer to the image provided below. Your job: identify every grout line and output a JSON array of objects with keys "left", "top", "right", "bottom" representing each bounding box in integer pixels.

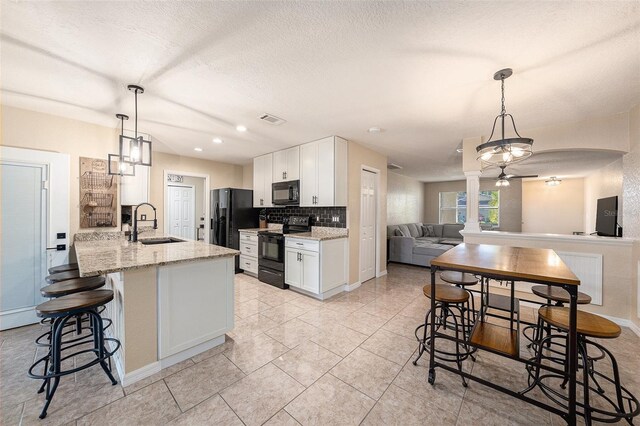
[
  {"left": 162, "top": 378, "right": 184, "bottom": 414},
  {"left": 217, "top": 393, "right": 248, "bottom": 426}
]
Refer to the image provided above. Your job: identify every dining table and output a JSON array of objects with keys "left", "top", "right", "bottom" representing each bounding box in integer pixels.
[{"left": 429, "top": 243, "right": 581, "bottom": 425}]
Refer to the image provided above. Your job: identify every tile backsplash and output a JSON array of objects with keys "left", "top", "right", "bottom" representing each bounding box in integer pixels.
[{"left": 265, "top": 206, "right": 346, "bottom": 228}]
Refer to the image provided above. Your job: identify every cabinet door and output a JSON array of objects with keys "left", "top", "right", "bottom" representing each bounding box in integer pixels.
[
  {"left": 272, "top": 150, "right": 287, "bottom": 183},
  {"left": 262, "top": 154, "right": 273, "bottom": 207},
  {"left": 316, "top": 137, "right": 335, "bottom": 206},
  {"left": 286, "top": 146, "right": 300, "bottom": 181},
  {"left": 299, "top": 142, "right": 317, "bottom": 207},
  {"left": 120, "top": 165, "right": 149, "bottom": 205},
  {"left": 285, "top": 248, "right": 302, "bottom": 288},
  {"left": 301, "top": 250, "right": 320, "bottom": 294},
  {"left": 252, "top": 156, "right": 264, "bottom": 207}
]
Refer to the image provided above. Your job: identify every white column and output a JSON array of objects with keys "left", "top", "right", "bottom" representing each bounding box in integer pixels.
[{"left": 464, "top": 171, "right": 482, "bottom": 233}]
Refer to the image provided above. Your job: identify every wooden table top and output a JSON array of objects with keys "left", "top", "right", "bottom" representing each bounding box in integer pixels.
[{"left": 431, "top": 243, "right": 580, "bottom": 286}]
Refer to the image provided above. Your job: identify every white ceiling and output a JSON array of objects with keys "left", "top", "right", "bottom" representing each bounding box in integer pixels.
[{"left": 1, "top": 1, "right": 639, "bottom": 181}]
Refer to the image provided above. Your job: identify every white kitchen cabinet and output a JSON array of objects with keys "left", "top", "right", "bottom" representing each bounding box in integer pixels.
[
  {"left": 253, "top": 154, "right": 273, "bottom": 207},
  {"left": 285, "top": 237, "right": 347, "bottom": 298},
  {"left": 120, "top": 165, "right": 149, "bottom": 205},
  {"left": 239, "top": 231, "right": 258, "bottom": 276},
  {"left": 272, "top": 146, "right": 300, "bottom": 183},
  {"left": 299, "top": 136, "right": 347, "bottom": 207}
]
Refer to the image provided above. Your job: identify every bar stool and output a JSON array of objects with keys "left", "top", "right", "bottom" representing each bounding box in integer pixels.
[
  {"left": 35, "top": 276, "right": 107, "bottom": 347},
  {"left": 45, "top": 270, "right": 81, "bottom": 284},
  {"left": 28, "top": 290, "right": 120, "bottom": 419},
  {"left": 524, "top": 307, "right": 639, "bottom": 424},
  {"left": 440, "top": 271, "right": 478, "bottom": 323},
  {"left": 48, "top": 263, "right": 78, "bottom": 274},
  {"left": 413, "top": 284, "right": 475, "bottom": 386},
  {"left": 523, "top": 285, "right": 592, "bottom": 349}
]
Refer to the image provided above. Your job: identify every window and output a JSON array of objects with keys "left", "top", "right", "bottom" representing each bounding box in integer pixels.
[{"left": 439, "top": 190, "right": 500, "bottom": 227}]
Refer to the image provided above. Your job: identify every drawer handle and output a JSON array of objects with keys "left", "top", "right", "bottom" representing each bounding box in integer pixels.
[{"left": 296, "top": 242, "right": 303, "bottom": 245}]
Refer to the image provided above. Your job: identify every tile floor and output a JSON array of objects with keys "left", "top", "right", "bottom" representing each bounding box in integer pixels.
[{"left": 1, "top": 263, "right": 639, "bottom": 425}]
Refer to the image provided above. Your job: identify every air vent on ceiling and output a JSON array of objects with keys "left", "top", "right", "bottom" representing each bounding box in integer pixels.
[
  {"left": 387, "top": 163, "right": 403, "bottom": 170},
  {"left": 259, "top": 113, "right": 286, "bottom": 125}
]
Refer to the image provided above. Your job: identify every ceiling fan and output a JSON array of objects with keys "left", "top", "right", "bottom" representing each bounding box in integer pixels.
[{"left": 494, "top": 165, "right": 538, "bottom": 187}]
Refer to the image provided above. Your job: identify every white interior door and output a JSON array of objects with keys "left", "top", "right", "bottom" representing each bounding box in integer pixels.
[
  {"left": 1, "top": 162, "right": 47, "bottom": 329},
  {"left": 168, "top": 185, "right": 195, "bottom": 239},
  {"left": 360, "top": 169, "right": 377, "bottom": 283}
]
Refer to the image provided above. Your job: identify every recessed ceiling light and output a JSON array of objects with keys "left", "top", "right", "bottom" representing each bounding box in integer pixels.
[
  {"left": 368, "top": 127, "right": 382, "bottom": 133},
  {"left": 194, "top": 147, "right": 203, "bottom": 152},
  {"left": 213, "top": 138, "right": 223, "bottom": 144},
  {"left": 236, "top": 125, "right": 247, "bottom": 132}
]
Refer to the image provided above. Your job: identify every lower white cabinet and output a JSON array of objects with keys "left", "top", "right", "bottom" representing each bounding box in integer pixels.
[
  {"left": 285, "top": 237, "right": 347, "bottom": 298},
  {"left": 239, "top": 231, "right": 258, "bottom": 276}
]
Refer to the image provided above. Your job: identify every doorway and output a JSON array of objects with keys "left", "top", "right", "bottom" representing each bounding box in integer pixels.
[
  {"left": 360, "top": 168, "right": 378, "bottom": 283},
  {"left": 168, "top": 184, "right": 196, "bottom": 239}
]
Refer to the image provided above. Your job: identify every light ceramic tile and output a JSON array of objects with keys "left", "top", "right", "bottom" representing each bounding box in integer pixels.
[
  {"left": 330, "top": 347, "right": 401, "bottom": 400},
  {"left": 191, "top": 337, "right": 236, "bottom": 364},
  {"left": 224, "top": 332, "right": 290, "bottom": 374},
  {"left": 168, "top": 394, "right": 243, "bottom": 425},
  {"left": 341, "top": 310, "right": 389, "bottom": 336},
  {"left": 261, "top": 303, "right": 309, "bottom": 324},
  {"left": 220, "top": 363, "right": 305, "bottom": 426},
  {"left": 285, "top": 374, "right": 375, "bottom": 425},
  {"left": 297, "top": 307, "right": 347, "bottom": 328},
  {"left": 265, "top": 318, "right": 319, "bottom": 348},
  {"left": 122, "top": 358, "right": 194, "bottom": 395},
  {"left": 272, "top": 341, "right": 342, "bottom": 387},
  {"left": 235, "top": 299, "right": 272, "bottom": 319},
  {"left": 263, "top": 409, "right": 301, "bottom": 426},
  {"left": 381, "top": 313, "right": 422, "bottom": 340},
  {"left": 310, "top": 324, "right": 368, "bottom": 357},
  {"left": 227, "top": 313, "right": 279, "bottom": 341},
  {"left": 164, "top": 353, "right": 244, "bottom": 411},
  {"left": 77, "top": 380, "right": 180, "bottom": 425},
  {"left": 360, "top": 328, "right": 418, "bottom": 365}
]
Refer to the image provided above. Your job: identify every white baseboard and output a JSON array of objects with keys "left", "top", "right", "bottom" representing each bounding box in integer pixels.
[
  {"left": 344, "top": 281, "right": 361, "bottom": 292},
  {"left": 159, "top": 335, "right": 225, "bottom": 370},
  {"left": 376, "top": 270, "right": 387, "bottom": 278},
  {"left": 119, "top": 361, "right": 161, "bottom": 388},
  {"left": 629, "top": 321, "right": 640, "bottom": 338}
]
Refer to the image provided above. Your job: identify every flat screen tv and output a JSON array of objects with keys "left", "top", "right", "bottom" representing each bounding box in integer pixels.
[{"left": 595, "top": 196, "right": 618, "bottom": 237}]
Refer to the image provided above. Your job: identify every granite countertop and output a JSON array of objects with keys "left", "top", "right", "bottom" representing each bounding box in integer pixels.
[
  {"left": 74, "top": 230, "right": 239, "bottom": 277},
  {"left": 239, "top": 224, "right": 283, "bottom": 234},
  {"left": 285, "top": 227, "right": 349, "bottom": 241}
]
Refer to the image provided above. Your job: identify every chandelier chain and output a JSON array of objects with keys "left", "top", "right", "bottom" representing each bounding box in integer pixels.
[{"left": 500, "top": 75, "right": 506, "bottom": 116}]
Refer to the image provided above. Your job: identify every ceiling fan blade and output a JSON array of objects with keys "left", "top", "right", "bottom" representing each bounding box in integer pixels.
[{"left": 508, "top": 174, "right": 539, "bottom": 179}]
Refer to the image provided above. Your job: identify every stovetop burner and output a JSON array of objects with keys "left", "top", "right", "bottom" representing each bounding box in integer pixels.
[{"left": 259, "top": 215, "right": 311, "bottom": 235}]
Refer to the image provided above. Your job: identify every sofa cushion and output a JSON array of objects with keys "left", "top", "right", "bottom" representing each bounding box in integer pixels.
[
  {"left": 440, "top": 239, "right": 462, "bottom": 246},
  {"left": 432, "top": 224, "right": 444, "bottom": 237},
  {"left": 394, "top": 228, "right": 406, "bottom": 237},
  {"left": 422, "top": 225, "right": 435, "bottom": 237},
  {"left": 442, "top": 224, "right": 463, "bottom": 239},
  {"left": 416, "top": 237, "right": 441, "bottom": 244},
  {"left": 413, "top": 243, "right": 452, "bottom": 257},
  {"left": 405, "top": 223, "right": 422, "bottom": 238}
]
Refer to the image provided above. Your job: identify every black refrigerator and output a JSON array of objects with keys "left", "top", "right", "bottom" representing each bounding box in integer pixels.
[{"left": 210, "top": 188, "right": 259, "bottom": 273}]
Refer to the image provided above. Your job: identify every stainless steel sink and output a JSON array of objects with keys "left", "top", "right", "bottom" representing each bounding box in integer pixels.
[{"left": 139, "top": 237, "right": 185, "bottom": 245}]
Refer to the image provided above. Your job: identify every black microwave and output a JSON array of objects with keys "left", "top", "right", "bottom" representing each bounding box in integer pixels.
[{"left": 272, "top": 180, "right": 299, "bottom": 206}]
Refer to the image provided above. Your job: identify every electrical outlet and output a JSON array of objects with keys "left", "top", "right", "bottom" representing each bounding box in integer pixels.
[
  {"left": 316, "top": 216, "right": 320, "bottom": 222},
  {"left": 332, "top": 216, "right": 340, "bottom": 222},
  {"left": 141, "top": 214, "right": 147, "bottom": 220}
]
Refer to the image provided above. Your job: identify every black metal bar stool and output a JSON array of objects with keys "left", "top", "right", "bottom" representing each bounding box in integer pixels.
[
  {"left": 523, "top": 307, "right": 639, "bottom": 424},
  {"left": 413, "top": 283, "right": 475, "bottom": 386},
  {"left": 45, "top": 270, "right": 81, "bottom": 284},
  {"left": 523, "top": 285, "right": 592, "bottom": 349},
  {"left": 35, "top": 276, "right": 107, "bottom": 347},
  {"left": 440, "top": 271, "right": 479, "bottom": 325},
  {"left": 48, "top": 263, "right": 78, "bottom": 274},
  {"left": 28, "top": 290, "right": 120, "bottom": 419}
]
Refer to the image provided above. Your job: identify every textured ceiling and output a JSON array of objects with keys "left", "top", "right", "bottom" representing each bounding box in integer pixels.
[{"left": 1, "top": 1, "right": 639, "bottom": 181}]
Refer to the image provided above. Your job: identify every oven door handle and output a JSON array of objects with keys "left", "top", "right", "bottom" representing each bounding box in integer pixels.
[{"left": 259, "top": 269, "right": 281, "bottom": 276}]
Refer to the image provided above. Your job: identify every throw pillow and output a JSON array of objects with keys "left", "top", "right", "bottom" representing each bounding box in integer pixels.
[
  {"left": 423, "top": 225, "right": 435, "bottom": 237},
  {"left": 394, "top": 228, "right": 406, "bottom": 237}
]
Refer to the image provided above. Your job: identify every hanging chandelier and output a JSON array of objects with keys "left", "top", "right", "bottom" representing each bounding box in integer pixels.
[
  {"left": 108, "top": 114, "right": 135, "bottom": 176},
  {"left": 545, "top": 176, "right": 562, "bottom": 186},
  {"left": 107, "top": 84, "right": 152, "bottom": 176},
  {"left": 476, "top": 68, "right": 533, "bottom": 168}
]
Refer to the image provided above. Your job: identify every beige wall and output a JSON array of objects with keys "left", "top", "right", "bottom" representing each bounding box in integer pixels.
[
  {"left": 242, "top": 163, "right": 253, "bottom": 190},
  {"left": 423, "top": 179, "right": 522, "bottom": 232},
  {"left": 584, "top": 158, "right": 623, "bottom": 234},
  {"left": 522, "top": 179, "right": 584, "bottom": 234},
  {"left": 347, "top": 141, "right": 387, "bottom": 284},
  {"left": 624, "top": 105, "right": 640, "bottom": 329},
  {"left": 387, "top": 172, "right": 424, "bottom": 225},
  {"left": 1, "top": 106, "right": 243, "bottom": 239}
]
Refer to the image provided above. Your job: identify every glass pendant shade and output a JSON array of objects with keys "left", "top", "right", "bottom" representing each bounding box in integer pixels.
[
  {"left": 477, "top": 68, "right": 533, "bottom": 168},
  {"left": 119, "top": 135, "right": 152, "bottom": 167},
  {"left": 495, "top": 178, "right": 510, "bottom": 187},
  {"left": 545, "top": 177, "right": 561, "bottom": 186},
  {"left": 108, "top": 153, "right": 135, "bottom": 176}
]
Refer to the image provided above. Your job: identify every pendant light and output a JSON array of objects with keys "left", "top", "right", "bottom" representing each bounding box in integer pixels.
[
  {"left": 108, "top": 114, "right": 135, "bottom": 176},
  {"left": 476, "top": 68, "right": 533, "bottom": 168},
  {"left": 545, "top": 176, "right": 562, "bottom": 186},
  {"left": 120, "top": 84, "right": 152, "bottom": 167}
]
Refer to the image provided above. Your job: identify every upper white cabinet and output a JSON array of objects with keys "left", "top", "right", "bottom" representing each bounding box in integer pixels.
[
  {"left": 120, "top": 165, "right": 149, "bottom": 205},
  {"left": 272, "top": 146, "right": 300, "bottom": 183},
  {"left": 253, "top": 154, "right": 273, "bottom": 207},
  {"left": 300, "top": 136, "right": 347, "bottom": 207}
]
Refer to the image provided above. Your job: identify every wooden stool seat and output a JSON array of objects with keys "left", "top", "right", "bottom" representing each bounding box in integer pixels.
[
  {"left": 36, "top": 290, "right": 113, "bottom": 318},
  {"left": 45, "top": 270, "right": 81, "bottom": 284},
  {"left": 48, "top": 263, "right": 79, "bottom": 274},
  {"left": 423, "top": 284, "right": 469, "bottom": 303},
  {"left": 531, "top": 285, "right": 591, "bottom": 304},
  {"left": 440, "top": 271, "right": 478, "bottom": 286},
  {"left": 41, "top": 276, "right": 105, "bottom": 298},
  {"left": 538, "top": 306, "right": 621, "bottom": 339}
]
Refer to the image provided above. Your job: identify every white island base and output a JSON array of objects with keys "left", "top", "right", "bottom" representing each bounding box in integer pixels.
[{"left": 103, "top": 256, "right": 235, "bottom": 387}]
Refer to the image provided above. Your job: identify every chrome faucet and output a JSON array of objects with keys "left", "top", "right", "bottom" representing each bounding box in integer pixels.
[{"left": 132, "top": 202, "right": 157, "bottom": 242}]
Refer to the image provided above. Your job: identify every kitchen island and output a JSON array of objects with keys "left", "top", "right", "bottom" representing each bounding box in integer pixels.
[{"left": 74, "top": 232, "right": 239, "bottom": 386}]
